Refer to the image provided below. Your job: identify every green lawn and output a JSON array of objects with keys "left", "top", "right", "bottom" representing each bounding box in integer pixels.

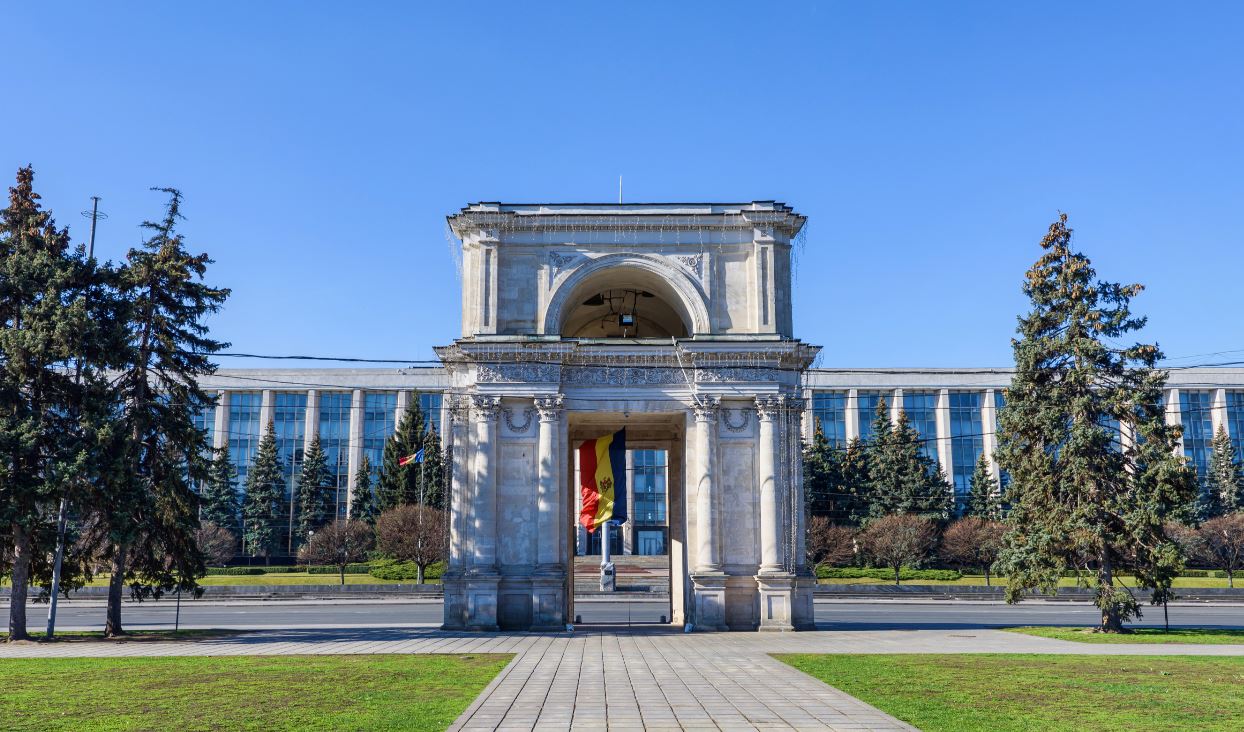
[
  {"left": 1007, "top": 626, "right": 1244, "bottom": 644},
  {"left": 777, "top": 654, "right": 1244, "bottom": 732},
  {"left": 0, "top": 654, "right": 510, "bottom": 731},
  {"left": 819, "top": 575, "right": 1237, "bottom": 588}
]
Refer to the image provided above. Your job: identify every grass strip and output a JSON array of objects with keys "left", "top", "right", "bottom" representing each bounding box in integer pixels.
[
  {"left": 776, "top": 653, "right": 1244, "bottom": 732},
  {"left": 0, "top": 653, "right": 510, "bottom": 731},
  {"left": 1006, "top": 626, "right": 1244, "bottom": 644}
]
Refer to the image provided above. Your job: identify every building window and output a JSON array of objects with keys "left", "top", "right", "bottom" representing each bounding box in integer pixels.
[
  {"left": 1227, "top": 392, "right": 1244, "bottom": 464},
  {"left": 856, "top": 390, "right": 885, "bottom": 442},
  {"left": 994, "top": 391, "right": 1009, "bottom": 489},
  {"left": 363, "top": 392, "right": 398, "bottom": 484},
  {"left": 419, "top": 392, "right": 443, "bottom": 434},
  {"left": 1180, "top": 390, "right": 1215, "bottom": 487},
  {"left": 318, "top": 392, "right": 352, "bottom": 518},
  {"left": 949, "top": 391, "right": 984, "bottom": 512},
  {"left": 273, "top": 392, "right": 307, "bottom": 506},
  {"left": 630, "top": 449, "right": 667, "bottom": 556},
  {"left": 811, "top": 392, "right": 847, "bottom": 446},
  {"left": 902, "top": 391, "right": 939, "bottom": 463},
  {"left": 190, "top": 394, "right": 216, "bottom": 493},
  {"left": 228, "top": 392, "right": 262, "bottom": 494}
]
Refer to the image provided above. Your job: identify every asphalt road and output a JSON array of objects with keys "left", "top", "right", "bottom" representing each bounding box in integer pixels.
[{"left": 21, "top": 597, "right": 1244, "bottom": 632}]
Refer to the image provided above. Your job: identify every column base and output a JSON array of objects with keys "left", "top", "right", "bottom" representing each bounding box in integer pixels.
[
  {"left": 791, "top": 572, "right": 817, "bottom": 631},
  {"left": 690, "top": 572, "right": 729, "bottom": 631},
  {"left": 442, "top": 571, "right": 499, "bottom": 631},
  {"left": 530, "top": 570, "right": 567, "bottom": 631},
  {"left": 755, "top": 573, "right": 796, "bottom": 632}
]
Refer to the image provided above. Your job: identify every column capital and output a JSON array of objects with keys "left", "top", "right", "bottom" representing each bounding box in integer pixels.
[
  {"left": 534, "top": 394, "right": 564, "bottom": 421},
  {"left": 471, "top": 394, "right": 501, "bottom": 422},
  {"left": 691, "top": 394, "right": 720, "bottom": 421},
  {"left": 755, "top": 394, "right": 785, "bottom": 422}
]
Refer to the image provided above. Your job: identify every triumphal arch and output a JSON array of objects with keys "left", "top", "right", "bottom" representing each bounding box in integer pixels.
[{"left": 438, "top": 202, "right": 818, "bottom": 631}]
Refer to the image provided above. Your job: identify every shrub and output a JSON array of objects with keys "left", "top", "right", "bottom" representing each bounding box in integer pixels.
[
  {"left": 369, "top": 559, "right": 445, "bottom": 582},
  {"left": 205, "top": 567, "right": 265, "bottom": 576},
  {"left": 816, "top": 567, "right": 961, "bottom": 581},
  {"left": 305, "top": 563, "right": 372, "bottom": 575}
]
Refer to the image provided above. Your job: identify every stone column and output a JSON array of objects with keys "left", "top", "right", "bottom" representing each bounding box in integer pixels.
[
  {"left": 787, "top": 397, "right": 816, "bottom": 631},
  {"left": 303, "top": 390, "right": 319, "bottom": 454},
  {"left": 689, "top": 394, "right": 727, "bottom": 631},
  {"left": 532, "top": 394, "right": 566, "bottom": 630},
  {"left": 472, "top": 394, "right": 501, "bottom": 568},
  {"left": 212, "top": 390, "right": 229, "bottom": 452},
  {"left": 756, "top": 395, "right": 783, "bottom": 574},
  {"left": 441, "top": 394, "right": 474, "bottom": 630},
  {"left": 345, "top": 389, "right": 364, "bottom": 514}
]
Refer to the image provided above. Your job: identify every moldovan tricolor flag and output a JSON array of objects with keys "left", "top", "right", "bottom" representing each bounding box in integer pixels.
[
  {"left": 578, "top": 428, "right": 627, "bottom": 533},
  {"left": 398, "top": 448, "right": 424, "bottom": 467}
]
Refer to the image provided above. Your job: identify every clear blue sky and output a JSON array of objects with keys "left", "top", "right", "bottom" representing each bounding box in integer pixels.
[{"left": 5, "top": 3, "right": 1242, "bottom": 368}]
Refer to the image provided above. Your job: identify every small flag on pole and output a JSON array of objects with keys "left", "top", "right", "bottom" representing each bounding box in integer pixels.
[{"left": 398, "top": 448, "right": 424, "bottom": 467}]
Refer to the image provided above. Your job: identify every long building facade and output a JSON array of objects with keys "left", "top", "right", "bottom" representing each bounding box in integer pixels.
[{"left": 197, "top": 365, "right": 1244, "bottom": 546}]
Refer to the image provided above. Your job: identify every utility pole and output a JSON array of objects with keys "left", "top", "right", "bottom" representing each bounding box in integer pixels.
[{"left": 46, "top": 197, "right": 107, "bottom": 639}]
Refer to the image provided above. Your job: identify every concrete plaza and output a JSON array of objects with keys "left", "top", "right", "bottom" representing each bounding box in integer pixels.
[{"left": 5, "top": 625, "right": 1244, "bottom": 730}]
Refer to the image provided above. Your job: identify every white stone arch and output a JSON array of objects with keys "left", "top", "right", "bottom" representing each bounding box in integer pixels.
[{"left": 542, "top": 253, "right": 711, "bottom": 336}]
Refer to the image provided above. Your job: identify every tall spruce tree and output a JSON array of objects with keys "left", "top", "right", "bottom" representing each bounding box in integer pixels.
[
  {"left": 200, "top": 447, "right": 238, "bottom": 531},
  {"left": 967, "top": 454, "right": 1002, "bottom": 519},
  {"left": 102, "top": 187, "right": 228, "bottom": 636},
  {"left": 1199, "top": 426, "right": 1242, "bottom": 521},
  {"left": 996, "top": 214, "right": 1195, "bottom": 632},
  {"left": 0, "top": 167, "right": 86, "bottom": 640},
  {"left": 803, "top": 425, "right": 841, "bottom": 519},
  {"left": 866, "top": 400, "right": 951, "bottom": 520},
  {"left": 297, "top": 435, "right": 334, "bottom": 540},
  {"left": 377, "top": 403, "right": 427, "bottom": 510},
  {"left": 241, "top": 422, "right": 285, "bottom": 562},
  {"left": 420, "top": 426, "right": 446, "bottom": 510},
  {"left": 841, "top": 437, "right": 872, "bottom": 526},
  {"left": 350, "top": 455, "right": 377, "bottom": 524}
]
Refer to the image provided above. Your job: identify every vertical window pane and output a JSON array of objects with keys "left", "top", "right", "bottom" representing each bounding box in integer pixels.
[
  {"left": 419, "top": 392, "right": 443, "bottom": 434},
  {"left": 274, "top": 393, "right": 307, "bottom": 505},
  {"left": 902, "top": 391, "right": 939, "bottom": 463},
  {"left": 228, "top": 392, "right": 262, "bottom": 495},
  {"left": 319, "top": 392, "right": 353, "bottom": 518},
  {"left": 856, "top": 391, "right": 884, "bottom": 442},
  {"left": 950, "top": 392, "right": 984, "bottom": 512},
  {"left": 811, "top": 391, "right": 847, "bottom": 446},
  {"left": 363, "top": 392, "right": 398, "bottom": 484},
  {"left": 1180, "top": 390, "right": 1214, "bottom": 487}
]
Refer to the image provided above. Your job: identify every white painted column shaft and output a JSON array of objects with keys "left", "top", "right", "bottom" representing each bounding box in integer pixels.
[
  {"left": 693, "top": 395, "right": 721, "bottom": 572},
  {"left": 472, "top": 395, "right": 500, "bottom": 568},
  {"left": 535, "top": 395, "right": 563, "bottom": 567},
  {"left": 757, "top": 396, "right": 782, "bottom": 574}
]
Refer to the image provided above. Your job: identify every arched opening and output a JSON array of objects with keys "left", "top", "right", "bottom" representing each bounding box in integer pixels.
[{"left": 550, "top": 260, "right": 704, "bottom": 338}]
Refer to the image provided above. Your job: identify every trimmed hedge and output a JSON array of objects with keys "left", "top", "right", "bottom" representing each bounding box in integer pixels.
[
  {"left": 816, "top": 567, "right": 962, "bottom": 581},
  {"left": 206, "top": 567, "right": 266, "bottom": 576},
  {"left": 369, "top": 559, "right": 445, "bottom": 582},
  {"left": 305, "top": 564, "right": 372, "bottom": 575}
]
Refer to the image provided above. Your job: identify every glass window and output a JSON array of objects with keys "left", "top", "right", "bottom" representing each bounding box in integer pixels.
[
  {"left": 811, "top": 392, "right": 847, "bottom": 446},
  {"left": 227, "top": 392, "right": 262, "bottom": 494},
  {"left": 319, "top": 392, "right": 353, "bottom": 518},
  {"left": 630, "top": 449, "right": 667, "bottom": 528},
  {"left": 363, "top": 392, "right": 398, "bottom": 484},
  {"left": 189, "top": 394, "right": 216, "bottom": 493},
  {"left": 1180, "top": 390, "right": 1215, "bottom": 487},
  {"left": 902, "top": 391, "right": 939, "bottom": 463},
  {"left": 950, "top": 392, "right": 984, "bottom": 511},
  {"left": 1227, "top": 392, "right": 1244, "bottom": 464},
  {"left": 274, "top": 393, "right": 307, "bottom": 507},
  {"left": 856, "top": 390, "right": 885, "bottom": 442},
  {"left": 994, "top": 391, "right": 1009, "bottom": 488},
  {"left": 419, "top": 392, "right": 443, "bottom": 434}
]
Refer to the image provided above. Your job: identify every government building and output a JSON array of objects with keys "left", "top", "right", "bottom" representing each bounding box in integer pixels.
[{"left": 196, "top": 202, "right": 1244, "bottom": 631}]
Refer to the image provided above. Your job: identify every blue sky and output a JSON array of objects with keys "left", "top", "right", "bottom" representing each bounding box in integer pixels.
[{"left": 4, "top": 3, "right": 1242, "bottom": 368}]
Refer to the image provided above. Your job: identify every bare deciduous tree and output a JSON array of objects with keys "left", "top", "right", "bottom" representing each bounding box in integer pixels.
[
  {"left": 1199, "top": 513, "right": 1244, "bottom": 588},
  {"left": 195, "top": 522, "right": 237, "bottom": 567},
  {"left": 856, "top": 514, "right": 937, "bottom": 585},
  {"left": 376, "top": 505, "right": 448, "bottom": 584},
  {"left": 806, "top": 516, "right": 856, "bottom": 572},
  {"left": 940, "top": 517, "right": 1006, "bottom": 586},
  {"left": 298, "top": 520, "right": 373, "bottom": 585},
  {"left": 1164, "top": 521, "right": 1207, "bottom": 567}
]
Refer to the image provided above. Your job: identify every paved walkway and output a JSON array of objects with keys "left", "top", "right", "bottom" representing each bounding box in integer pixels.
[{"left": 4, "top": 626, "right": 1244, "bottom": 730}]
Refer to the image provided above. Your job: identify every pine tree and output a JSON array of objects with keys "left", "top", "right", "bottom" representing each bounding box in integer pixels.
[
  {"left": 101, "top": 187, "right": 229, "bottom": 636},
  {"left": 866, "top": 402, "right": 951, "bottom": 520},
  {"left": 420, "top": 426, "right": 446, "bottom": 510},
  {"left": 241, "top": 422, "right": 286, "bottom": 562},
  {"left": 967, "top": 454, "right": 1001, "bottom": 519},
  {"left": 803, "top": 424, "right": 840, "bottom": 519},
  {"left": 200, "top": 448, "right": 239, "bottom": 531},
  {"left": 841, "top": 438, "right": 872, "bottom": 526},
  {"left": 0, "top": 167, "right": 85, "bottom": 640},
  {"left": 996, "top": 214, "right": 1195, "bottom": 632},
  {"left": 297, "top": 435, "right": 334, "bottom": 540},
  {"left": 377, "top": 403, "right": 426, "bottom": 510},
  {"left": 1199, "top": 426, "right": 1243, "bottom": 521},
  {"left": 350, "top": 455, "right": 377, "bottom": 524}
]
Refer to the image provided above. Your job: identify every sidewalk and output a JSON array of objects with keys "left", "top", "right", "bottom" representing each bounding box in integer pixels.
[{"left": 4, "top": 626, "right": 1243, "bottom": 730}]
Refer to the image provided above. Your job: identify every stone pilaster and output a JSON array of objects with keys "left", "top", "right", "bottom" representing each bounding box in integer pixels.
[
  {"left": 755, "top": 395, "right": 784, "bottom": 574},
  {"left": 531, "top": 394, "right": 566, "bottom": 630},
  {"left": 689, "top": 393, "right": 727, "bottom": 631}
]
